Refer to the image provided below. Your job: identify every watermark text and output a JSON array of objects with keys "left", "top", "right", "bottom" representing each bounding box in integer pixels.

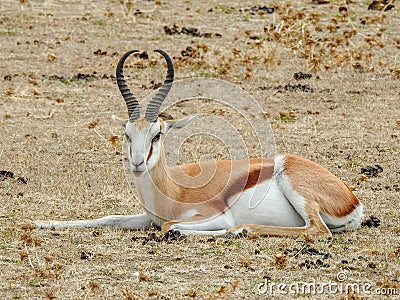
[{"left": 258, "top": 272, "right": 398, "bottom": 296}]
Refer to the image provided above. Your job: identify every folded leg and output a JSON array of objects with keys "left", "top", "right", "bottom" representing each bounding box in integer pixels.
[
  {"left": 228, "top": 201, "right": 331, "bottom": 238},
  {"left": 161, "top": 210, "right": 235, "bottom": 235}
]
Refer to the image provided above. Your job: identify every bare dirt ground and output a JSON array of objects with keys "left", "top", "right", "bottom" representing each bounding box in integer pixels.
[{"left": 1, "top": 0, "right": 399, "bottom": 299}]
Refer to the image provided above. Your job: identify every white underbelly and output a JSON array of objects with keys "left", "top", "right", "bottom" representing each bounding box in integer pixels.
[{"left": 228, "top": 179, "right": 305, "bottom": 227}]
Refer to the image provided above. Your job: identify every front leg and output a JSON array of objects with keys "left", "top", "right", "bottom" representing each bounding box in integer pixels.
[
  {"left": 161, "top": 220, "right": 180, "bottom": 233},
  {"left": 35, "top": 214, "right": 152, "bottom": 230},
  {"left": 161, "top": 211, "right": 235, "bottom": 235}
]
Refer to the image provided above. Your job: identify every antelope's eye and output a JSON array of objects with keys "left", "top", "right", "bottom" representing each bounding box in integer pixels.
[
  {"left": 152, "top": 132, "right": 162, "bottom": 143},
  {"left": 125, "top": 133, "right": 131, "bottom": 142}
]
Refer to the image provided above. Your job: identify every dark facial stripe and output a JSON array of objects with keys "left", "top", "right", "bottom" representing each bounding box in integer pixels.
[{"left": 146, "top": 144, "right": 153, "bottom": 163}]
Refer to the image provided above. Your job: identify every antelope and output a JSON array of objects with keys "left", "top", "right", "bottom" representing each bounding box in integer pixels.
[{"left": 35, "top": 49, "right": 364, "bottom": 237}]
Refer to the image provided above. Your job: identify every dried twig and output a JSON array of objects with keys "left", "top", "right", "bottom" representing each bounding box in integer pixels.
[
  {"left": 93, "top": 128, "right": 108, "bottom": 143},
  {"left": 24, "top": 243, "right": 35, "bottom": 269},
  {"left": 380, "top": 0, "right": 395, "bottom": 15},
  {"left": 24, "top": 111, "right": 54, "bottom": 120}
]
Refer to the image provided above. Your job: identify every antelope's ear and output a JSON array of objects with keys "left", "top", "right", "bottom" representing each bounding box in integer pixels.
[
  {"left": 112, "top": 115, "right": 128, "bottom": 127},
  {"left": 166, "top": 115, "right": 198, "bottom": 130}
]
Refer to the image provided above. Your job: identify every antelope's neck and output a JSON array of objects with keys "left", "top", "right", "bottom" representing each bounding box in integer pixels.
[{"left": 133, "top": 156, "right": 179, "bottom": 225}]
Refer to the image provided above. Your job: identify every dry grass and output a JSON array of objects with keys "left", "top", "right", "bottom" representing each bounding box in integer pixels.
[{"left": 0, "top": 0, "right": 399, "bottom": 299}]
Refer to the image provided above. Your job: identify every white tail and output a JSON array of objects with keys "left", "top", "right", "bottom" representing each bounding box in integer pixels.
[{"left": 35, "top": 50, "right": 363, "bottom": 238}]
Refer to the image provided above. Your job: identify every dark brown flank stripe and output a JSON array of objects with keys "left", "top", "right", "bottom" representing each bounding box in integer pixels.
[{"left": 223, "top": 163, "right": 274, "bottom": 204}]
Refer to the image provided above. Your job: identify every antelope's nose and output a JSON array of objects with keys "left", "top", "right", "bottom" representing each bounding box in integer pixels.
[{"left": 132, "top": 153, "right": 144, "bottom": 167}]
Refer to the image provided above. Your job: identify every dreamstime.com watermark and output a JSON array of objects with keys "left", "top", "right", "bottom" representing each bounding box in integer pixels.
[{"left": 257, "top": 272, "right": 399, "bottom": 296}]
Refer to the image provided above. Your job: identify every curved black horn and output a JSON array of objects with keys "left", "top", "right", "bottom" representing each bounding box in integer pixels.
[
  {"left": 145, "top": 49, "right": 174, "bottom": 123},
  {"left": 116, "top": 49, "right": 140, "bottom": 122}
]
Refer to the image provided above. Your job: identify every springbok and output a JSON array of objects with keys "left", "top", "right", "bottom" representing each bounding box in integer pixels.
[{"left": 36, "top": 49, "right": 363, "bottom": 237}]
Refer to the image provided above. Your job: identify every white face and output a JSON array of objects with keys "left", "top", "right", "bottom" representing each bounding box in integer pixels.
[
  {"left": 124, "top": 118, "right": 165, "bottom": 176},
  {"left": 113, "top": 115, "right": 197, "bottom": 177}
]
